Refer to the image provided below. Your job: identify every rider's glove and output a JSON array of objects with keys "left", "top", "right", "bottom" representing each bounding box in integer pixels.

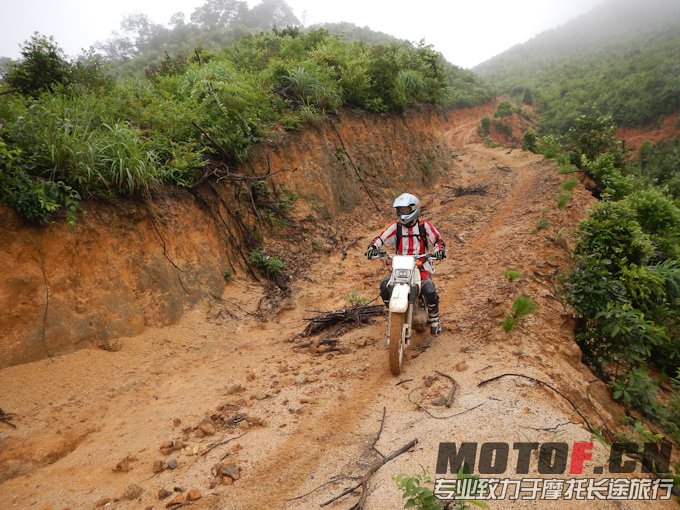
[
  {"left": 433, "top": 249, "right": 446, "bottom": 260},
  {"left": 365, "top": 245, "right": 378, "bottom": 260}
]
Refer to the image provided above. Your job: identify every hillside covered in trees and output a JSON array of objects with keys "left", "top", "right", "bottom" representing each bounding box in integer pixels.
[
  {"left": 472, "top": 0, "right": 680, "bottom": 450},
  {"left": 0, "top": 0, "right": 493, "bottom": 225},
  {"left": 475, "top": 0, "right": 680, "bottom": 133}
]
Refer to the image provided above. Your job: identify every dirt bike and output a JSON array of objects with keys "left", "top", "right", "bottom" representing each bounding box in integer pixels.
[{"left": 375, "top": 251, "right": 434, "bottom": 376}]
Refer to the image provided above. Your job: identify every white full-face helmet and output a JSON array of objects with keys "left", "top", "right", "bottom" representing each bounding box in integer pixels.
[{"left": 393, "top": 193, "right": 420, "bottom": 226}]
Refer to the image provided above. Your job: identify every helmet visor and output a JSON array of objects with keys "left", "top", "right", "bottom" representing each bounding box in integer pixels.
[{"left": 395, "top": 206, "right": 414, "bottom": 215}]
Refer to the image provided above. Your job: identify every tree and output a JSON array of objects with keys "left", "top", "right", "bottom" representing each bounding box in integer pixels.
[
  {"left": 190, "top": 0, "right": 248, "bottom": 29},
  {"left": 242, "top": 0, "right": 300, "bottom": 29},
  {"left": 0, "top": 56, "right": 11, "bottom": 77},
  {"left": 97, "top": 32, "right": 136, "bottom": 61},
  {"left": 168, "top": 12, "right": 187, "bottom": 29},
  {"left": 98, "top": 13, "right": 167, "bottom": 61},
  {"left": 120, "top": 13, "right": 167, "bottom": 52},
  {"left": 566, "top": 113, "right": 622, "bottom": 165},
  {"left": 4, "top": 33, "right": 71, "bottom": 96}
]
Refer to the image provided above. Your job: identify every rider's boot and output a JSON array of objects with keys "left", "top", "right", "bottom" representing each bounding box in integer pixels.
[{"left": 427, "top": 303, "right": 441, "bottom": 335}]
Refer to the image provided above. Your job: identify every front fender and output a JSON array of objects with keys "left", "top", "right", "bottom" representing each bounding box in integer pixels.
[{"left": 389, "top": 283, "right": 410, "bottom": 313}]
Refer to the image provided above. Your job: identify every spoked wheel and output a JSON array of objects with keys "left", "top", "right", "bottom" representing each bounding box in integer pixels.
[{"left": 388, "top": 312, "right": 406, "bottom": 376}]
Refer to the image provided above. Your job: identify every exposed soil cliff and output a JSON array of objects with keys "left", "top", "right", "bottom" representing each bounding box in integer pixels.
[{"left": 0, "top": 106, "right": 477, "bottom": 368}]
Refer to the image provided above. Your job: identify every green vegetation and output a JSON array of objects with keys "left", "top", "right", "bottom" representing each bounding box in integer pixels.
[
  {"left": 493, "top": 100, "right": 514, "bottom": 118},
  {"left": 634, "top": 138, "right": 680, "bottom": 198},
  {"left": 502, "top": 295, "right": 538, "bottom": 332},
  {"left": 530, "top": 214, "right": 549, "bottom": 234},
  {"left": 521, "top": 130, "right": 537, "bottom": 152},
  {"left": 560, "top": 177, "right": 579, "bottom": 192},
  {"left": 395, "top": 471, "right": 442, "bottom": 510},
  {"left": 1, "top": 5, "right": 493, "bottom": 224},
  {"left": 476, "top": 0, "right": 680, "bottom": 134},
  {"left": 343, "top": 289, "right": 369, "bottom": 306},
  {"left": 556, "top": 191, "right": 572, "bottom": 209},
  {"left": 555, "top": 115, "right": 680, "bottom": 443},
  {"left": 395, "top": 468, "right": 488, "bottom": 509},
  {"left": 248, "top": 248, "right": 285, "bottom": 278},
  {"left": 502, "top": 269, "right": 522, "bottom": 281},
  {"left": 477, "top": 117, "right": 490, "bottom": 138}
]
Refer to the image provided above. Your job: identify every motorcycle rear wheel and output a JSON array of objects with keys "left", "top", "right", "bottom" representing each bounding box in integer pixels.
[{"left": 388, "top": 312, "right": 406, "bottom": 376}]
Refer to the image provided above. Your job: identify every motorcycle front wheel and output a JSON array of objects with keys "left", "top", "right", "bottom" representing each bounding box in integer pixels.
[{"left": 388, "top": 311, "right": 406, "bottom": 375}]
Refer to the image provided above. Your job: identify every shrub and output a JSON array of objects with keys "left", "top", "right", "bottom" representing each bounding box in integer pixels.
[
  {"left": 366, "top": 45, "right": 402, "bottom": 110},
  {"left": 181, "top": 60, "right": 274, "bottom": 161},
  {"left": 575, "top": 201, "right": 655, "bottom": 269},
  {"left": 248, "top": 248, "right": 285, "bottom": 278},
  {"left": 395, "top": 471, "right": 442, "bottom": 510},
  {"left": 494, "top": 100, "right": 514, "bottom": 118},
  {"left": 582, "top": 152, "right": 633, "bottom": 200},
  {"left": 478, "top": 117, "right": 490, "bottom": 137},
  {"left": 492, "top": 120, "right": 512, "bottom": 137},
  {"left": 565, "top": 259, "right": 628, "bottom": 318},
  {"left": 621, "top": 264, "right": 670, "bottom": 314},
  {"left": 633, "top": 138, "right": 680, "bottom": 198},
  {"left": 276, "top": 64, "right": 342, "bottom": 111},
  {"left": 6, "top": 91, "right": 163, "bottom": 198},
  {"left": 0, "top": 171, "right": 80, "bottom": 225},
  {"left": 4, "top": 33, "right": 72, "bottom": 97},
  {"left": 522, "top": 130, "right": 537, "bottom": 152},
  {"left": 0, "top": 29, "right": 492, "bottom": 222},
  {"left": 565, "top": 113, "right": 622, "bottom": 165},
  {"left": 535, "top": 134, "right": 562, "bottom": 159},
  {"left": 593, "top": 304, "right": 669, "bottom": 366},
  {"left": 622, "top": 189, "right": 680, "bottom": 260}
]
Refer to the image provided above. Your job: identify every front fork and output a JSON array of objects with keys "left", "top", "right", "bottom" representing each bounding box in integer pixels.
[{"left": 405, "top": 305, "right": 413, "bottom": 344}]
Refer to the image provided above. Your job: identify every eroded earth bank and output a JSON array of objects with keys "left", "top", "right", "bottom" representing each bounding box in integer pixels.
[{"left": 1, "top": 105, "right": 675, "bottom": 509}]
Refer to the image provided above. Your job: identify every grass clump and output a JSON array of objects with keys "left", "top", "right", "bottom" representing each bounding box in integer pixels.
[
  {"left": 502, "top": 295, "right": 538, "bottom": 332},
  {"left": 530, "top": 215, "right": 549, "bottom": 234},
  {"left": 343, "top": 289, "right": 369, "bottom": 306},
  {"left": 560, "top": 176, "right": 579, "bottom": 192},
  {"left": 502, "top": 269, "right": 523, "bottom": 281},
  {"left": 556, "top": 191, "right": 572, "bottom": 209}
]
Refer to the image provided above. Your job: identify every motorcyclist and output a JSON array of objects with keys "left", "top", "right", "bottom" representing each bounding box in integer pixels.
[{"left": 365, "top": 193, "right": 446, "bottom": 335}]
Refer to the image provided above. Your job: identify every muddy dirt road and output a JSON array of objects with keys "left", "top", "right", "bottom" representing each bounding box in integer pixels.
[{"left": 1, "top": 124, "right": 675, "bottom": 509}]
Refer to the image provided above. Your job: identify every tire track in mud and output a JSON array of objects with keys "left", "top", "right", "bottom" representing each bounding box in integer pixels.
[
  {"left": 217, "top": 147, "right": 550, "bottom": 509},
  {"left": 223, "top": 365, "right": 389, "bottom": 510}
]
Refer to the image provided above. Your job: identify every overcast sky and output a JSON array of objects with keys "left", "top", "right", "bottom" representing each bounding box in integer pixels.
[{"left": 2, "top": 0, "right": 605, "bottom": 68}]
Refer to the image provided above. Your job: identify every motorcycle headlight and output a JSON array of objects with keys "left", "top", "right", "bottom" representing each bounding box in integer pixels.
[{"left": 395, "top": 269, "right": 411, "bottom": 279}]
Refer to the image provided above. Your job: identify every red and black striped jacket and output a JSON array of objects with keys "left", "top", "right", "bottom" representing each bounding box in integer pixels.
[{"left": 370, "top": 220, "right": 445, "bottom": 277}]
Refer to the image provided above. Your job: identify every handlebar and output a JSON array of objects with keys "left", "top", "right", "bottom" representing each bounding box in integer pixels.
[{"left": 373, "top": 250, "right": 433, "bottom": 260}]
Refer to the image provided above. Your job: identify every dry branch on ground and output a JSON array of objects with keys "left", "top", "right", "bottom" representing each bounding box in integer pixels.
[{"left": 297, "top": 305, "right": 386, "bottom": 338}]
